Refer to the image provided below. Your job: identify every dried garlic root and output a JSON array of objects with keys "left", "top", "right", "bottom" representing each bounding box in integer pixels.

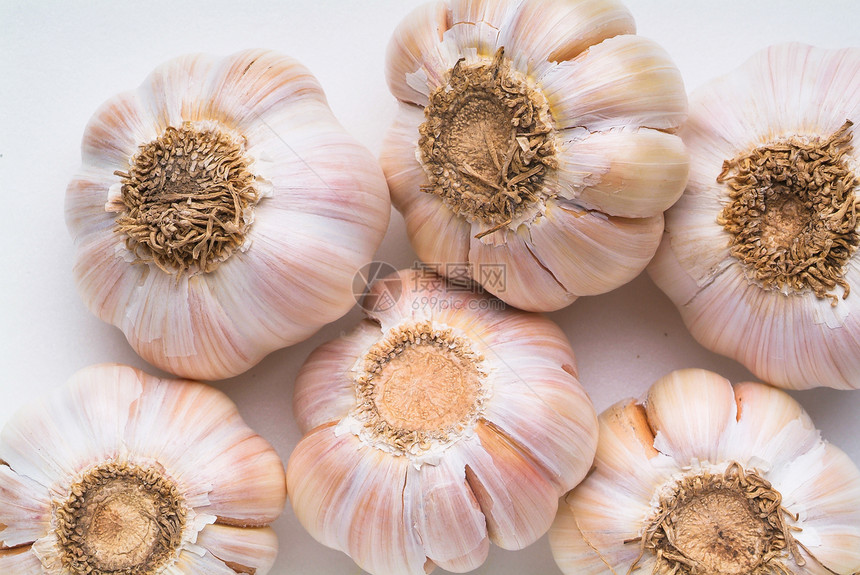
[
  {"left": 0, "top": 364, "right": 287, "bottom": 574},
  {"left": 66, "top": 49, "right": 390, "bottom": 380},
  {"left": 550, "top": 368, "right": 860, "bottom": 575},
  {"left": 648, "top": 43, "right": 860, "bottom": 390},
  {"left": 287, "top": 268, "right": 599, "bottom": 575},
  {"left": 382, "top": 0, "right": 689, "bottom": 312}
]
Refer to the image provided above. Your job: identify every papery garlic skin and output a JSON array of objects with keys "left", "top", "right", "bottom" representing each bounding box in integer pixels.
[
  {"left": 66, "top": 49, "right": 390, "bottom": 380},
  {"left": 287, "top": 268, "right": 598, "bottom": 575},
  {"left": 549, "top": 368, "right": 860, "bottom": 575},
  {"left": 0, "top": 364, "right": 287, "bottom": 575},
  {"left": 381, "top": 0, "right": 689, "bottom": 312},
  {"left": 648, "top": 43, "right": 860, "bottom": 390}
]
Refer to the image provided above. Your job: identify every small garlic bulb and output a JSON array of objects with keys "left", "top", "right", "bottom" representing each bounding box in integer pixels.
[
  {"left": 66, "top": 49, "right": 391, "bottom": 380},
  {"left": 0, "top": 364, "right": 287, "bottom": 575},
  {"left": 549, "top": 368, "right": 860, "bottom": 575},
  {"left": 381, "top": 0, "right": 689, "bottom": 312},
  {"left": 286, "top": 268, "right": 598, "bottom": 575},
  {"left": 648, "top": 43, "right": 860, "bottom": 390}
]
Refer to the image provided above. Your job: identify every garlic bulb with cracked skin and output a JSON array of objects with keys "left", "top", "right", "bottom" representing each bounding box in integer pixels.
[
  {"left": 287, "top": 268, "right": 598, "bottom": 575},
  {"left": 648, "top": 43, "right": 860, "bottom": 390},
  {"left": 0, "top": 363, "right": 287, "bottom": 575},
  {"left": 549, "top": 368, "right": 860, "bottom": 575},
  {"left": 381, "top": 0, "right": 689, "bottom": 312},
  {"left": 66, "top": 49, "right": 391, "bottom": 381}
]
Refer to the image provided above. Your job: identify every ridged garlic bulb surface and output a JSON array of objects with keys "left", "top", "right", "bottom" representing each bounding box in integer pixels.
[
  {"left": 0, "top": 364, "right": 287, "bottom": 575},
  {"left": 648, "top": 43, "right": 860, "bottom": 390},
  {"left": 286, "top": 268, "right": 598, "bottom": 575},
  {"left": 381, "top": 0, "right": 689, "bottom": 312},
  {"left": 66, "top": 49, "right": 391, "bottom": 380},
  {"left": 549, "top": 368, "right": 860, "bottom": 575}
]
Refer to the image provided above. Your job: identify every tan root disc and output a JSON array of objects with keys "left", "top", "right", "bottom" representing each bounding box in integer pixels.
[
  {"left": 717, "top": 120, "right": 859, "bottom": 304},
  {"left": 418, "top": 48, "right": 558, "bottom": 237},
  {"left": 115, "top": 121, "right": 261, "bottom": 275},
  {"left": 56, "top": 462, "right": 187, "bottom": 575},
  {"left": 353, "top": 321, "right": 487, "bottom": 456},
  {"left": 633, "top": 462, "right": 802, "bottom": 575}
]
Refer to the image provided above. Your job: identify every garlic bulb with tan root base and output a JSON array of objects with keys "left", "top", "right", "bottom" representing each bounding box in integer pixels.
[
  {"left": 648, "top": 43, "right": 860, "bottom": 390},
  {"left": 286, "top": 268, "right": 598, "bottom": 575},
  {"left": 549, "top": 368, "right": 860, "bottom": 575},
  {"left": 381, "top": 0, "right": 689, "bottom": 312},
  {"left": 66, "top": 49, "right": 390, "bottom": 380},
  {"left": 0, "top": 364, "right": 287, "bottom": 574}
]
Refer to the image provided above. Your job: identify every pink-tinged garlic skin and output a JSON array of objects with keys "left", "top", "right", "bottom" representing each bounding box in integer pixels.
[
  {"left": 381, "top": 0, "right": 689, "bottom": 312},
  {"left": 648, "top": 43, "right": 860, "bottom": 390},
  {"left": 66, "top": 49, "right": 391, "bottom": 381},
  {"left": 549, "top": 369, "right": 860, "bottom": 575},
  {"left": 0, "top": 363, "right": 287, "bottom": 575},
  {"left": 287, "top": 268, "right": 599, "bottom": 575}
]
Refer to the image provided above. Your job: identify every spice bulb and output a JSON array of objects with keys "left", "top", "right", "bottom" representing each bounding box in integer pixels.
[
  {"left": 648, "top": 43, "right": 860, "bottom": 389},
  {"left": 549, "top": 368, "right": 860, "bottom": 575},
  {"left": 381, "top": 0, "right": 689, "bottom": 312},
  {"left": 0, "top": 364, "right": 287, "bottom": 575},
  {"left": 287, "top": 268, "right": 598, "bottom": 575},
  {"left": 66, "top": 49, "right": 390, "bottom": 380}
]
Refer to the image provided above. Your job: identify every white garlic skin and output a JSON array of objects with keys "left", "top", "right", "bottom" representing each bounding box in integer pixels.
[
  {"left": 66, "top": 49, "right": 391, "bottom": 380},
  {"left": 648, "top": 43, "right": 860, "bottom": 390},
  {"left": 382, "top": 0, "right": 689, "bottom": 312},
  {"left": 287, "top": 268, "right": 599, "bottom": 575},
  {"left": 0, "top": 363, "right": 287, "bottom": 574},
  {"left": 550, "top": 368, "right": 860, "bottom": 574}
]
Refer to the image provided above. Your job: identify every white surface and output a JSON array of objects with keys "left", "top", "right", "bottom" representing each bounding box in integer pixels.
[{"left": 1, "top": 1, "right": 858, "bottom": 574}]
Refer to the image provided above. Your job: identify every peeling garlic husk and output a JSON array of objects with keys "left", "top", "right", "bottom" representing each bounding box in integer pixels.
[
  {"left": 66, "top": 49, "right": 391, "bottom": 381},
  {"left": 549, "top": 368, "right": 860, "bottom": 575},
  {"left": 0, "top": 363, "right": 287, "bottom": 575},
  {"left": 381, "top": 0, "right": 689, "bottom": 312},
  {"left": 286, "top": 268, "right": 598, "bottom": 575},
  {"left": 648, "top": 43, "right": 860, "bottom": 390}
]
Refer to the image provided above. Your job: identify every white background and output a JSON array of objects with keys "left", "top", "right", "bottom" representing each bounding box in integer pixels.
[{"left": 1, "top": 1, "right": 859, "bottom": 574}]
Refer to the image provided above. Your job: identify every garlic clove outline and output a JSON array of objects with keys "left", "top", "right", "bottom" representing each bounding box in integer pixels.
[{"left": 67, "top": 49, "right": 391, "bottom": 380}]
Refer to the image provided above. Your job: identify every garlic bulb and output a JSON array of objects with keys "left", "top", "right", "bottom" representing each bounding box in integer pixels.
[
  {"left": 66, "top": 49, "right": 390, "bottom": 380},
  {"left": 286, "top": 268, "right": 598, "bottom": 575},
  {"left": 549, "top": 368, "right": 860, "bottom": 575},
  {"left": 381, "top": 0, "right": 689, "bottom": 312},
  {"left": 0, "top": 364, "right": 287, "bottom": 575},
  {"left": 648, "top": 43, "right": 860, "bottom": 390}
]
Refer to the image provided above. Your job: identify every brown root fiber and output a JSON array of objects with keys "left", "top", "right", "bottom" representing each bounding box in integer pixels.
[
  {"left": 418, "top": 48, "right": 557, "bottom": 230},
  {"left": 717, "top": 120, "right": 858, "bottom": 304},
  {"left": 631, "top": 462, "right": 800, "bottom": 575},
  {"left": 115, "top": 122, "right": 261, "bottom": 275},
  {"left": 55, "top": 462, "right": 186, "bottom": 575},
  {"left": 352, "top": 321, "right": 487, "bottom": 456}
]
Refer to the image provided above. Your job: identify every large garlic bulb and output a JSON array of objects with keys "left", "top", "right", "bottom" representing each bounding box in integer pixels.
[
  {"left": 648, "top": 43, "right": 860, "bottom": 390},
  {"left": 66, "top": 49, "right": 390, "bottom": 381},
  {"left": 286, "top": 268, "right": 598, "bottom": 575},
  {"left": 549, "top": 368, "right": 860, "bottom": 575},
  {"left": 0, "top": 364, "right": 287, "bottom": 575},
  {"left": 381, "top": 0, "right": 689, "bottom": 312}
]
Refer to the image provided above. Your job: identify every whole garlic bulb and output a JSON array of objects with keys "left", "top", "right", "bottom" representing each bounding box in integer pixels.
[
  {"left": 0, "top": 364, "right": 287, "bottom": 575},
  {"left": 648, "top": 43, "right": 860, "bottom": 390},
  {"left": 381, "top": 0, "right": 689, "bottom": 312},
  {"left": 286, "top": 268, "right": 598, "bottom": 575},
  {"left": 549, "top": 368, "right": 860, "bottom": 575},
  {"left": 66, "top": 49, "right": 390, "bottom": 380}
]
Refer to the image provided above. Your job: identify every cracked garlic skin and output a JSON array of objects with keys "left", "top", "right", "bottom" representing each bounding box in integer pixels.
[
  {"left": 65, "top": 49, "right": 391, "bottom": 381},
  {"left": 549, "top": 368, "right": 860, "bottom": 575},
  {"left": 287, "top": 268, "right": 598, "bottom": 575},
  {"left": 648, "top": 43, "right": 860, "bottom": 390},
  {"left": 0, "top": 364, "right": 287, "bottom": 575},
  {"left": 381, "top": 0, "right": 690, "bottom": 312}
]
